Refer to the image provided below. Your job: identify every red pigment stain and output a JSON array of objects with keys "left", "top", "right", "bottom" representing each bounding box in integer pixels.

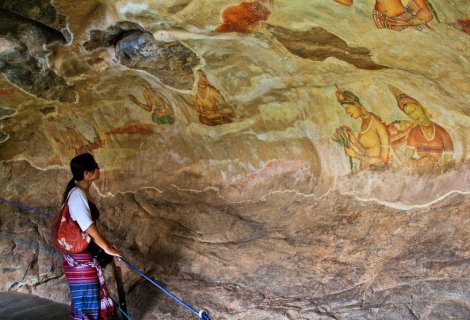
[
  {"left": 0, "top": 87, "right": 16, "bottom": 95},
  {"left": 457, "top": 19, "right": 470, "bottom": 34},
  {"left": 216, "top": 1, "right": 271, "bottom": 33},
  {"left": 106, "top": 124, "right": 155, "bottom": 135}
]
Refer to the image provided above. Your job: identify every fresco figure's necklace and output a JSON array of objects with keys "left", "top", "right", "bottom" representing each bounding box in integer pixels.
[
  {"left": 420, "top": 122, "right": 435, "bottom": 141},
  {"left": 360, "top": 116, "right": 374, "bottom": 134}
]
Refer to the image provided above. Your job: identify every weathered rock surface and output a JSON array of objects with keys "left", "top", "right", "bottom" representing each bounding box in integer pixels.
[
  {"left": 1, "top": 0, "right": 71, "bottom": 42},
  {"left": 1, "top": 0, "right": 470, "bottom": 319},
  {"left": 0, "top": 5, "right": 76, "bottom": 102},
  {"left": 266, "top": 24, "right": 388, "bottom": 70},
  {"left": 84, "top": 22, "right": 200, "bottom": 90}
]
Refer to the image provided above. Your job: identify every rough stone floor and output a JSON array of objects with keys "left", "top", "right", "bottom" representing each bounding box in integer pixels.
[{"left": 0, "top": 292, "right": 69, "bottom": 320}]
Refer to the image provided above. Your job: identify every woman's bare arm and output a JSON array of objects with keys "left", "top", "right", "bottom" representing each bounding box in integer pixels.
[{"left": 85, "top": 224, "right": 121, "bottom": 257}]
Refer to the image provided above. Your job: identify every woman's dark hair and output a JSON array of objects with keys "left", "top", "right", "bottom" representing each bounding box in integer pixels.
[{"left": 62, "top": 153, "right": 99, "bottom": 203}]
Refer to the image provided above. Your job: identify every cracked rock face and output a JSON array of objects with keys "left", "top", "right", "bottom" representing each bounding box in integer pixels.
[
  {"left": 0, "top": 4, "right": 76, "bottom": 102},
  {"left": 1, "top": 1, "right": 470, "bottom": 319}
]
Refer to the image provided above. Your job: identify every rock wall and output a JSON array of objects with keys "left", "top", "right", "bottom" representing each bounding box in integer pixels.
[{"left": 1, "top": 1, "right": 470, "bottom": 319}]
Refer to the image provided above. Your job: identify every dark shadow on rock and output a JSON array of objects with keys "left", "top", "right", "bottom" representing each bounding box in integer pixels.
[
  {"left": 0, "top": 0, "right": 71, "bottom": 43},
  {"left": 125, "top": 274, "right": 191, "bottom": 319},
  {"left": 267, "top": 24, "right": 388, "bottom": 70},
  {"left": 0, "top": 8, "right": 76, "bottom": 102},
  {"left": 84, "top": 22, "right": 200, "bottom": 90}
]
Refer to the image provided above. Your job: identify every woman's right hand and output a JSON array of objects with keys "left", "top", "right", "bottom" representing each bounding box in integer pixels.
[{"left": 104, "top": 244, "right": 121, "bottom": 257}]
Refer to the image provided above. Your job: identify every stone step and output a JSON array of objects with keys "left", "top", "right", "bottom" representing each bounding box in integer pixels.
[{"left": 0, "top": 292, "right": 69, "bottom": 320}]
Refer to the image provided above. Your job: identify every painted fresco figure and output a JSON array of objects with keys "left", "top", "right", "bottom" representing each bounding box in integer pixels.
[
  {"left": 129, "top": 84, "right": 175, "bottom": 126},
  {"left": 63, "top": 127, "right": 106, "bottom": 156},
  {"left": 192, "top": 71, "right": 234, "bottom": 126},
  {"left": 215, "top": 0, "right": 273, "bottom": 33},
  {"left": 373, "top": 0, "right": 434, "bottom": 31},
  {"left": 335, "top": 88, "right": 390, "bottom": 171},
  {"left": 389, "top": 85, "right": 453, "bottom": 169},
  {"left": 333, "top": 0, "right": 435, "bottom": 31},
  {"left": 61, "top": 116, "right": 106, "bottom": 156},
  {"left": 386, "top": 119, "right": 415, "bottom": 165}
]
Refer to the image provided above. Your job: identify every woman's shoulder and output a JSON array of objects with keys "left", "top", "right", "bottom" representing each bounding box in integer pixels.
[{"left": 68, "top": 187, "right": 87, "bottom": 203}]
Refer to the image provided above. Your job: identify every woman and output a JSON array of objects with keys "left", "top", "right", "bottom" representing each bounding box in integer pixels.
[
  {"left": 389, "top": 85, "right": 453, "bottom": 169},
  {"left": 62, "top": 152, "right": 120, "bottom": 320},
  {"left": 335, "top": 88, "right": 390, "bottom": 171}
]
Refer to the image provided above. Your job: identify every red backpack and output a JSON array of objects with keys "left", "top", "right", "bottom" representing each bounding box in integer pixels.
[{"left": 51, "top": 191, "right": 90, "bottom": 255}]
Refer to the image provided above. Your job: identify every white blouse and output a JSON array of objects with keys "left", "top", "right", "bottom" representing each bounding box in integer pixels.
[{"left": 67, "top": 187, "right": 93, "bottom": 232}]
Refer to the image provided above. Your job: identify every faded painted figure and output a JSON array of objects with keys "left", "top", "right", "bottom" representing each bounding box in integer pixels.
[
  {"left": 334, "top": 0, "right": 435, "bottom": 31},
  {"left": 192, "top": 71, "right": 234, "bottom": 126},
  {"left": 334, "top": 88, "right": 390, "bottom": 171},
  {"left": 373, "top": 0, "right": 434, "bottom": 31},
  {"left": 389, "top": 86, "right": 453, "bottom": 169},
  {"left": 61, "top": 115, "right": 106, "bottom": 156},
  {"left": 63, "top": 127, "right": 106, "bottom": 156},
  {"left": 129, "top": 84, "right": 175, "bottom": 126},
  {"left": 216, "top": 0, "right": 273, "bottom": 33}
]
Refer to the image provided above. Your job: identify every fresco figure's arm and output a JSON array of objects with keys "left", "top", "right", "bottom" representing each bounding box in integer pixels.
[
  {"left": 440, "top": 126, "right": 454, "bottom": 166},
  {"left": 399, "top": 147, "right": 416, "bottom": 164},
  {"left": 129, "top": 94, "right": 152, "bottom": 112},
  {"left": 411, "top": 0, "right": 434, "bottom": 23},
  {"left": 377, "top": 123, "right": 390, "bottom": 165},
  {"left": 378, "top": 0, "right": 433, "bottom": 26},
  {"left": 333, "top": 0, "right": 353, "bottom": 6}
]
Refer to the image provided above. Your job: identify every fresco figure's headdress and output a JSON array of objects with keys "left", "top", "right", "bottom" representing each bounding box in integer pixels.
[
  {"left": 389, "top": 85, "right": 420, "bottom": 111},
  {"left": 336, "top": 88, "right": 360, "bottom": 105}
]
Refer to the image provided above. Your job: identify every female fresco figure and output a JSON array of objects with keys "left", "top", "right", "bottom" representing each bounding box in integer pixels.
[
  {"left": 129, "top": 83, "right": 175, "bottom": 126},
  {"left": 335, "top": 88, "right": 390, "bottom": 171},
  {"left": 192, "top": 71, "right": 234, "bottom": 126},
  {"left": 333, "top": 0, "right": 435, "bottom": 31},
  {"left": 62, "top": 153, "right": 120, "bottom": 320},
  {"left": 373, "top": 0, "right": 434, "bottom": 31},
  {"left": 389, "top": 86, "right": 453, "bottom": 169}
]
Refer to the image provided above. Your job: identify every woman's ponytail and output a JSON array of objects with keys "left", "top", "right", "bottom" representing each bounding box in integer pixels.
[{"left": 62, "top": 178, "right": 76, "bottom": 204}]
